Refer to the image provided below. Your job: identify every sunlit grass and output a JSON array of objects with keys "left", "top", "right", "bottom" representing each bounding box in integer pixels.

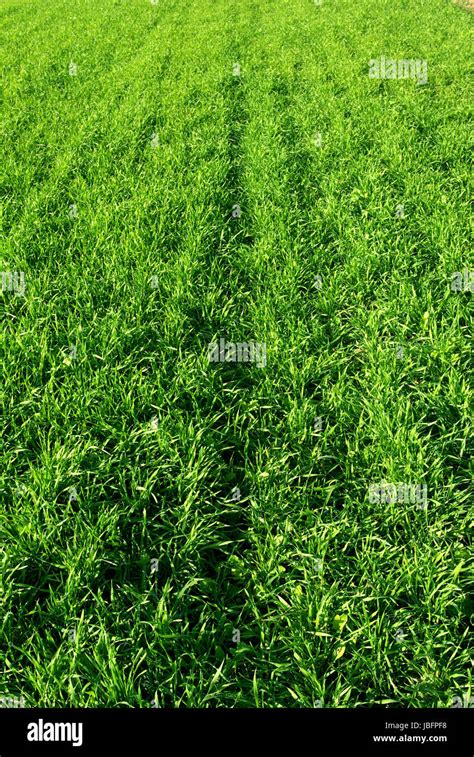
[{"left": 0, "top": 0, "right": 471, "bottom": 707}]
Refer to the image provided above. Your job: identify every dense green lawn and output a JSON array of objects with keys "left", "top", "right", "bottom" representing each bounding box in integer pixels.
[{"left": 0, "top": 0, "right": 472, "bottom": 707}]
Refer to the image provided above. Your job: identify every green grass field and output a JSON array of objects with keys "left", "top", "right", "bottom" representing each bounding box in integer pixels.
[{"left": 0, "top": 0, "right": 472, "bottom": 708}]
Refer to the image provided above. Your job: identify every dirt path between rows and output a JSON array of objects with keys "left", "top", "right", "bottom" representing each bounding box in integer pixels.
[{"left": 453, "top": 0, "right": 473, "bottom": 10}]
